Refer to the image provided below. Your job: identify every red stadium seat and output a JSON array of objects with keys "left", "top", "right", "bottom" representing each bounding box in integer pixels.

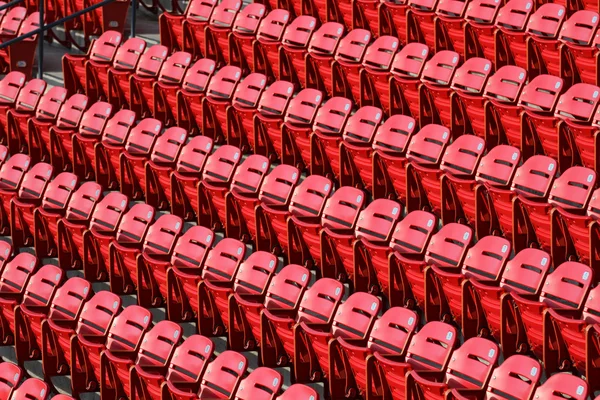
[
  {"left": 84, "top": 32, "right": 124, "bottom": 102},
  {"left": 228, "top": 4, "right": 267, "bottom": 72},
  {"left": 484, "top": 355, "right": 541, "bottom": 400},
  {"left": 175, "top": 58, "right": 217, "bottom": 135},
  {"left": 27, "top": 87, "right": 67, "bottom": 164},
  {"left": 5, "top": 78, "right": 45, "bottom": 155},
  {"left": 279, "top": 16, "right": 317, "bottom": 88},
  {"left": 525, "top": 4, "right": 565, "bottom": 79},
  {"left": 106, "top": 38, "right": 147, "bottom": 110},
  {"left": 331, "top": 29, "right": 371, "bottom": 103},
  {"left": 0, "top": 72, "right": 25, "bottom": 146},
  {"left": 128, "top": 45, "right": 169, "bottom": 117},
  {"left": 253, "top": 10, "right": 291, "bottom": 82},
  {"left": 253, "top": 80, "right": 294, "bottom": 159},
  {"left": 559, "top": 10, "right": 600, "bottom": 87},
  {"left": 48, "top": 94, "right": 89, "bottom": 173},
  {"left": 0, "top": 154, "right": 31, "bottom": 233},
  {"left": 153, "top": 52, "right": 193, "bottom": 126},
  {"left": 532, "top": 374, "right": 588, "bottom": 400},
  {"left": 434, "top": 0, "right": 470, "bottom": 54},
  {"left": 359, "top": 36, "right": 399, "bottom": 115},
  {"left": 406, "top": 0, "right": 439, "bottom": 49},
  {"left": 197, "top": 351, "right": 247, "bottom": 399},
  {"left": 379, "top": 0, "right": 410, "bottom": 44},
  {"left": 419, "top": 50, "right": 459, "bottom": 128},
  {"left": 202, "top": 65, "right": 242, "bottom": 144},
  {"left": 494, "top": 0, "right": 533, "bottom": 70},
  {"left": 0, "top": 9, "right": 41, "bottom": 78},
  {"left": 0, "top": 361, "right": 22, "bottom": 400},
  {"left": 160, "top": 0, "right": 217, "bottom": 54},
  {"left": 235, "top": 367, "right": 282, "bottom": 400},
  {"left": 305, "top": 22, "right": 345, "bottom": 97},
  {"left": 204, "top": 0, "right": 242, "bottom": 66},
  {"left": 9, "top": 378, "right": 48, "bottom": 400}
]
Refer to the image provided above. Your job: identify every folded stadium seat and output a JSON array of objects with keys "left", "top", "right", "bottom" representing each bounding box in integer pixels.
[
  {"left": 388, "top": 43, "right": 429, "bottom": 125},
  {"left": 351, "top": 199, "right": 402, "bottom": 294},
  {"left": 379, "top": 0, "right": 410, "bottom": 44},
  {"left": 94, "top": 109, "right": 137, "bottom": 190},
  {"left": 166, "top": 226, "right": 215, "bottom": 323},
  {"left": 279, "top": 88, "right": 324, "bottom": 168},
  {"left": 354, "top": 0, "right": 379, "bottom": 34},
  {"left": 483, "top": 65, "right": 527, "bottom": 149},
  {"left": 170, "top": 136, "right": 214, "bottom": 221},
  {"left": 70, "top": 101, "right": 113, "bottom": 183},
  {"left": 433, "top": 0, "right": 470, "bottom": 54},
  {"left": 0, "top": 10, "right": 40, "bottom": 78},
  {"left": 318, "top": 186, "right": 366, "bottom": 281},
  {"left": 559, "top": 84, "right": 600, "bottom": 173},
  {"left": 439, "top": 135, "right": 486, "bottom": 225},
  {"left": 261, "top": 277, "right": 344, "bottom": 370},
  {"left": 448, "top": 58, "right": 492, "bottom": 140},
  {"left": 559, "top": 10, "right": 600, "bottom": 88},
  {"left": 202, "top": 65, "right": 243, "bottom": 144},
  {"left": 418, "top": 50, "right": 459, "bottom": 128},
  {"left": 525, "top": 4, "right": 566, "bottom": 79},
  {"left": 197, "top": 146, "right": 243, "bottom": 230},
  {"left": 0, "top": 252, "right": 39, "bottom": 345},
  {"left": 136, "top": 214, "right": 183, "bottom": 307},
  {"left": 144, "top": 127, "right": 188, "bottom": 210},
  {"left": 252, "top": 10, "right": 291, "bottom": 82},
  {"left": 108, "top": 203, "right": 156, "bottom": 295},
  {"left": 106, "top": 38, "right": 147, "bottom": 110},
  {"left": 226, "top": 160, "right": 296, "bottom": 244},
  {"left": 9, "top": 378, "right": 49, "bottom": 400},
  {"left": 286, "top": 175, "right": 333, "bottom": 268},
  {"left": 56, "top": 181, "right": 103, "bottom": 271},
  {"left": 494, "top": 0, "right": 533, "bottom": 70},
  {"left": 328, "top": 307, "right": 418, "bottom": 399},
  {"left": 0, "top": 154, "right": 31, "bottom": 236},
  {"left": 84, "top": 33, "right": 126, "bottom": 103},
  {"left": 47, "top": 94, "right": 90, "bottom": 173},
  {"left": 359, "top": 36, "right": 400, "bottom": 114},
  {"left": 175, "top": 58, "right": 217, "bottom": 135},
  {"left": 5, "top": 77, "right": 45, "bottom": 155},
  {"left": 12, "top": 264, "right": 64, "bottom": 364},
  {"left": 204, "top": 0, "right": 242, "bottom": 66},
  {"left": 406, "top": 0, "right": 439, "bottom": 49},
  {"left": 199, "top": 251, "right": 276, "bottom": 338},
  {"left": 69, "top": 290, "right": 121, "bottom": 396},
  {"left": 405, "top": 337, "right": 499, "bottom": 399},
  {"left": 160, "top": 334, "right": 215, "bottom": 400},
  {"left": 119, "top": 118, "right": 164, "bottom": 200},
  {"left": 39, "top": 277, "right": 91, "bottom": 388},
  {"left": 62, "top": 31, "right": 122, "bottom": 97},
  {"left": 226, "top": 73, "right": 268, "bottom": 152},
  {"left": 0, "top": 71, "right": 25, "bottom": 146},
  {"left": 99, "top": 306, "right": 153, "bottom": 400},
  {"left": 228, "top": 4, "right": 267, "bottom": 73},
  {"left": 366, "top": 321, "right": 457, "bottom": 400},
  {"left": 304, "top": 23, "right": 344, "bottom": 98},
  {"left": 128, "top": 45, "right": 171, "bottom": 118},
  {"left": 9, "top": 162, "right": 53, "bottom": 249},
  {"left": 424, "top": 234, "right": 510, "bottom": 324},
  {"left": 152, "top": 52, "right": 193, "bottom": 127},
  {"left": 160, "top": 0, "right": 217, "bottom": 55},
  {"left": 517, "top": 75, "right": 564, "bottom": 164},
  {"left": 510, "top": 155, "right": 559, "bottom": 253},
  {"left": 330, "top": 29, "right": 371, "bottom": 104},
  {"left": 234, "top": 368, "right": 282, "bottom": 400},
  {"left": 371, "top": 115, "right": 418, "bottom": 201},
  {"left": 505, "top": 261, "right": 592, "bottom": 359},
  {"left": 0, "top": 361, "right": 22, "bottom": 400},
  {"left": 278, "top": 16, "right": 317, "bottom": 88},
  {"left": 463, "top": 0, "right": 500, "bottom": 63},
  {"left": 532, "top": 374, "right": 588, "bottom": 400},
  {"left": 338, "top": 106, "right": 383, "bottom": 191},
  {"left": 310, "top": 97, "right": 354, "bottom": 179},
  {"left": 405, "top": 124, "right": 452, "bottom": 215},
  {"left": 197, "top": 351, "right": 247, "bottom": 399},
  {"left": 32, "top": 172, "right": 78, "bottom": 258},
  {"left": 27, "top": 87, "right": 68, "bottom": 165},
  {"left": 484, "top": 355, "right": 541, "bottom": 400},
  {"left": 81, "top": 192, "right": 128, "bottom": 282}
]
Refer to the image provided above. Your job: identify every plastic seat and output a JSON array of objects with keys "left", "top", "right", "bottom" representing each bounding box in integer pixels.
[
  {"left": 198, "top": 351, "right": 247, "bottom": 399},
  {"left": 108, "top": 203, "right": 156, "bottom": 295},
  {"left": 526, "top": 4, "right": 565, "bottom": 79},
  {"left": 371, "top": 115, "right": 417, "bottom": 201},
  {"left": 176, "top": 58, "right": 217, "bottom": 135},
  {"left": 494, "top": 0, "right": 533, "bottom": 70},
  {"left": 388, "top": 43, "right": 429, "bottom": 125},
  {"left": 0, "top": 361, "right": 22, "bottom": 400},
  {"left": 32, "top": 172, "right": 78, "bottom": 259},
  {"left": 99, "top": 306, "right": 153, "bottom": 399},
  {"left": 0, "top": 72, "right": 25, "bottom": 147},
  {"left": 559, "top": 10, "right": 600, "bottom": 88},
  {"left": 144, "top": 127, "right": 188, "bottom": 210},
  {"left": 279, "top": 16, "right": 317, "bottom": 88},
  {"left": 226, "top": 73, "right": 268, "bottom": 152},
  {"left": 84, "top": 32, "right": 124, "bottom": 102},
  {"left": 484, "top": 355, "right": 540, "bottom": 400},
  {"left": 128, "top": 45, "right": 169, "bottom": 117},
  {"left": 253, "top": 80, "right": 294, "bottom": 159},
  {"left": 0, "top": 154, "right": 30, "bottom": 236},
  {"left": 531, "top": 374, "right": 588, "bottom": 400},
  {"left": 71, "top": 101, "right": 113, "bottom": 182},
  {"left": 5, "top": 78, "right": 46, "bottom": 155},
  {"left": 360, "top": 36, "right": 399, "bottom": 115},
  {"left": 169, "top": 136, "right": 214, "bottom": 221},
  {"left": 228, "top": 4, "right": 267, "bottom": 72},
  {"left": 204, "top": 0, "right": 242, "bottom": 65},
  {"left": 153, "top": 52, "right": 193, "bottom": 126},
  {"left": 419, "top": 50, "right": 459, "bottom": 128},
  {"left": 434, "top": 0, "right": 470, "bottom": 54},
  {"left": 197, "top": 145, "right": 242, "bottom": 229},
  {"left": 119, "top": 118, "right": 163, "bottom": 200},
  {"left": 106, "top": 38, "right": 147, "bottom": 110},
  {"left": 406, "top": 0, "right": 439, "bottom": 49},
  {"left": 305, "top": 22, "right": 345, "bottom": 97},
  {"left": 27, "top": 87, "right": 68, "bottom": 165},
  {"left": 379, "top": 0, "right": 411, "bottom": 45},
  {"left": 331, "top": 29, "right": 371, "bottom": 104},
  {"left": 253, "top": 10, "right": 291, "bottom": 81},
  {"left": 160, "top": 0, "right": 216, "bottom": 55},
  {"left": 0, "top": 9, "right": 40, "bottom": 78},
  {"left": 235, "top": 367, "right": 282, "bottom": 400},
  {"left": 202, "top": 65, "right": 242, "bottom": 144},
  {"left": 405, "top": 124, "right": 451, "bottom": 215},
  {"left": 56, "top": 181, "right": 103, "bottom": 271},
  {"left": 9, "top": 378, "right": 48, "bottom": 400}
]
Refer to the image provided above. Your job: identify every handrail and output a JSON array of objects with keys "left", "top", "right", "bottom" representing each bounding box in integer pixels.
[{"left": 0, "top": 0, "right": 25, "bottom": 13}]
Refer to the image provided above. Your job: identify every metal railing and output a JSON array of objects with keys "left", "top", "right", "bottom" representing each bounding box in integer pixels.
[{"left": 0, "top": 0, "right": 137, "bottom": 78}]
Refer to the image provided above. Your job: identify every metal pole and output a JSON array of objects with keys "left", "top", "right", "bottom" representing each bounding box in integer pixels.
[
  {"left": 37, "top": 0, "right": 44, "bottom": 79},
  {"left": 130, "top": 0, "right": 136, "bottom": 38},
  {"left": 0, "top": 0, "right": 25, "bottom": 13}
]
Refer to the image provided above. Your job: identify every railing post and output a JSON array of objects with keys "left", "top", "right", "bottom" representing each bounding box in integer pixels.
[
  {"left": 37, "top": 0, "right": 44, "bottom": 79},
  {"left": 130, "top": 0, "right": 136, "bottom": 38}
]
